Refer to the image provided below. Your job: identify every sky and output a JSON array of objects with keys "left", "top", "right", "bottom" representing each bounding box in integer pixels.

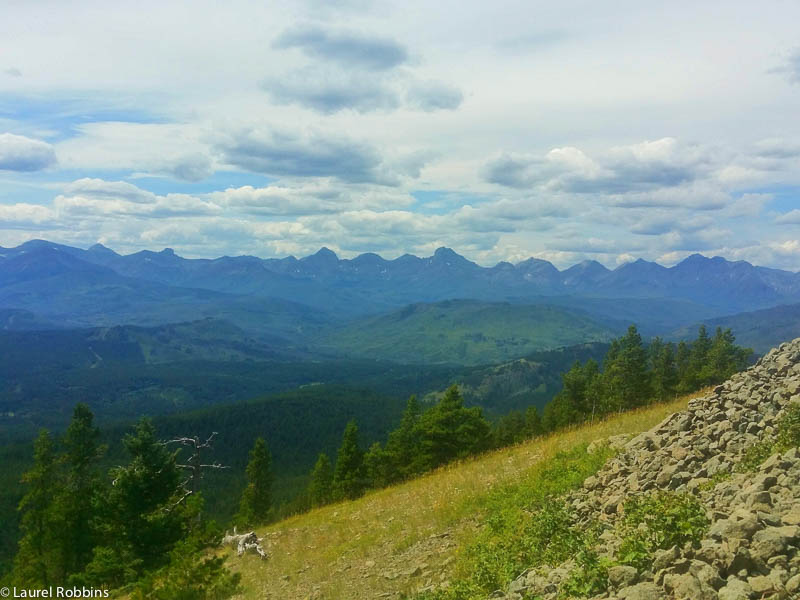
[{"left": 1, "top": 0, "right": 800, "bottom": 270}]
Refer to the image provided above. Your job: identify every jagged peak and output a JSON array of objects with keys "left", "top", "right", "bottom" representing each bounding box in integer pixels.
[
  {"left": 87, "top": 243, "right": 117, "bottom": 255},
  {"left": 305, "top": 247, "right": 338, "bottom": 260}
]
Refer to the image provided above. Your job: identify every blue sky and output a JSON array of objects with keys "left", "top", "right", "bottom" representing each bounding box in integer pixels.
[{"left": 1, "top": 0, "right": 800, "bottom": 269}]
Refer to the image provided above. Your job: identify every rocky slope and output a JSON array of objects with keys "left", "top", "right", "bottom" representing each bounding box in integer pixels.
[{"left": 500, "top": 338, "right": 800, "bottom": 600}]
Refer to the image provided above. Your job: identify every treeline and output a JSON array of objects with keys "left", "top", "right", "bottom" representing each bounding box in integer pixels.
[
  {"left": 298, "top": 325, "right": 751, "bottom": 509},
  {"left": 6, "top": 406, "right": 241, "bottom": 598},
  {"left": 302, "top": 385, "right": 490, "bottom": 507},
  {"left": 538, "top": 324, "right": 751, "bottom": 431}
]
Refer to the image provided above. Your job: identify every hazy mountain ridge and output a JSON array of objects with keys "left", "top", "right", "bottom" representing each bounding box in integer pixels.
[
  {"left": 674, "top": 302, "right": 800, "bottom": 354},
  {"left": 2, "top": 241, "right": 798, "bottom": 318}
]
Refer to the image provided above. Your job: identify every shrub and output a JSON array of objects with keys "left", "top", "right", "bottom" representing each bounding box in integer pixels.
[
  {"left": 618, "top": 491, "right": 709, "bottom": 571},
  {"left": 737, "top": 404, "right": 800, "bottom": 472}
]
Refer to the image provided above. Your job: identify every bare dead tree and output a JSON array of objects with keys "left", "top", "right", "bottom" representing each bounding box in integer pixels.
[{"left": 163, "top": 431, "right": 229, "bottom": 503}]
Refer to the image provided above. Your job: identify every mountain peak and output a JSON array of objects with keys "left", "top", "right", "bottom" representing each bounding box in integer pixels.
[
  {"left": 433, "top": 246, "right": 459, "bottom": 258},
  {"left": 315, "top": 247, "right": 338, "bottom": 259},
  {"left": 88, "top": 243, "right": 117, "bottom": 255}
]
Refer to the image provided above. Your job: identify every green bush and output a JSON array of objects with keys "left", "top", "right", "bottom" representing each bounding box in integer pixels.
[
  {"left": 776, "top": 404, "right": 800, "bottom": 450},
  {"left": 737, "top": 404, "right": 800, "bottom": 472},
  {"left": 618, "top": 491, "right": 709, "bottom": 571},
  {"left": 561, "top": 549, "right": 612, "bottom": 598}
]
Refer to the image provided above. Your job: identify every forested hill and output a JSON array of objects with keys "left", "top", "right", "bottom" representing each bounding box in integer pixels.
[{"left": 314, "top": 300, "right": 614, "bottom": 365}]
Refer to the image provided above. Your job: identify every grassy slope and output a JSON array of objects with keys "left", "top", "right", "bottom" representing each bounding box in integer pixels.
[
  {"left": 315, "top": 300, "right": 614, "bottom": 365},
  {"left": 230, "top": 391, "right": 704, "bottom": 600}
]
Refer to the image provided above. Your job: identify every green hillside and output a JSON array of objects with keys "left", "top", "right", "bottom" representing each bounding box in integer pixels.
[
  {"left": 316, "top": 300, "right": 614, "bottom": 365},
  {"left": 672, "top": 302, "right": 800, "bottom": 353}
]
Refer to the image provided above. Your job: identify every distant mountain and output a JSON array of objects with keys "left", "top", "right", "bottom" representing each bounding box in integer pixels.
[
  {"left": 0, "top": 242, "right": 336, "bottom": 339},
  {"left": 672, "top": 302, "right": 800, "bottom": 354},
  {"left": 2, "top": 241, "right": 799, "bottom": 337},
  {"left": 314, "top": 300, "right": 615, "bottom": 365}
]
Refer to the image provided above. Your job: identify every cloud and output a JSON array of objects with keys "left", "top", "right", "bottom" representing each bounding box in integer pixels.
[
  {"left": 268, "top": 24, "right": 461, "bottom": 115},
  {"left": 263, "top": 68, "right": 400, "bottom": 114},
  {"left": 495, "top": 31, "right": 567, "bottom": 53},
  {"left": 485, "top": 138, "right": 714, "bottom": 196},
  {"left": 273, "top": 26, "right": 408, "bottom": 71},
  {"left": 0, "top": 133, "right": 57, "bottom": 171},
  {"left": 162, "top": 153, "right": 213, "bottom": 182},
  {"left": 484, "top": 147, "right": 604, "bottom": 189},
  {"left": 214, "top": 128, "right": 398, "bottom": 184},
  {"left": 406, "top": 81, "right": 463, "bottom": 111},
  {"left": 630, "top": 214, "right": 714, "bottom": 235},
  {"left": 484, "top": 154, "right": 543, "bottom": 188},
  {"left": 770, "top": 48, "right": 800, "bottom": 84},
  {"left": 54, "top": 122, "right": 214, "bottom": 182},
  {"left": 263, "top": 68, "right": 462, "bottom": 115},
  {"left": 754, "top": 138, "right": 800, "bottom": 159},
  {"left": 0, "top": 203, "right": 55, "bottom": 227},
  {"left": 54, "top": 178, "right": 219, "bottom": 219},
  {"left": 3, "top": 67, "right": 22, "bottom": 77},
  {"left": 610, "top": 184, "right": 729, "bottom": 210},
  {"left": 63, "top": 178, "right": 157, "bottom": 203},
  {"left": 211, "top": 181, "right": 415, "bottom": 216},
  {"left": 776, "top": 209, "right": 800, "bottom": 225}
]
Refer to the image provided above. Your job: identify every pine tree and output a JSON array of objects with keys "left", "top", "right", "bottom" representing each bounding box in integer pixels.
[
  {"left": 524, "top": 406, "right": 543, "bottom": 437},
  {"left": 651, "top": 341, "right": 678, "bottom": 402},
  {"left": 492, "top": 410, "right": 526, "bottom": 447},
  {"left": 364, "top": 442, "right": 391, "bottom": 489},
  {"left": 604, "top": 326, "right": 650, "bottom": 410},
  {"left": 384, "top": 395, "right": 422, "bottom": 480},
  {"left": 676, "top": 340, "right": 691, "bottom": 391},
  {"left": 332, "top": 421, "right": 366, "bottom": 501},
  {"left": 12, "top": 430, "right": 59, "bottom": 586},
  {"left": 238, "top": 437, "right": 273, "bottom": 526},
  {"left": 307, "top": 453, "right": 333, "bottom": 507},
  {"left": 56, "top": 403, "right": 105, "bottom": 580},
  {"left": 415, "top": 385, "right": 490, "bottom": 470},
  {"left": 704, "top": 327, "right": 751, "bottom": 384}
]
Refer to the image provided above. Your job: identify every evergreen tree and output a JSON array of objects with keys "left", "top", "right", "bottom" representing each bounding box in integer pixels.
[
  {"left": 524, "top": 406, "right": 543, "bottom": 438},
  {"left": 415, "top": 385, "right": 490, "bottom": 470},
  {"left": 57, "top": 403, "right": 105, "bottom": 580},
  {"left": 604, "top": 326, "right": 650, "bottom": 410},
  {"left": 384, "top": 395, "right": 422, "bottom": 481},
  {"left": 364, "top": 442, "right": 392, "bottom": 489},
  {"left": 492, "top": 410, "right": 527, "bottom": 447},
  {"left": 685, "top": 324, "right": 712, "bottom": 388},
  {"left": 85, "top": 418, "right": 184, "bottom": 586},
  {"left": 11, "top": 430, "right": 58, "bottom": 586},
  {"left": 651, "top": 341, "right": 678, "bottom": 402},
  {"left": 332, "top": 421, "right": 366, "bottom": 501},
  {"left": 704, "top": 327, "right": 751, "bottom": 385},
  {"left": 307, "top": 453, "right": 333, "bottom": 507},
  {"left": 238, "top": 437, "right": 273, "bottom": 526},
  {"left": 675, "top": 340, "right": 692, "bottom": 391},
  {"left": 544, "top": 360, "right": 601, "bottom": 429}
]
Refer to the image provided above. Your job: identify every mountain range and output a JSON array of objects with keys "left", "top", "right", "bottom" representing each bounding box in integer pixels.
[{"left": 2, "top": 240, "right": 799, "bottom": 336}]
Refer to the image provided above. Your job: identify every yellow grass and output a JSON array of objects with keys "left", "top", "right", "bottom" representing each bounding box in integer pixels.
[{"left": 230, "top": 389, "right": 710, "bottom": 600}]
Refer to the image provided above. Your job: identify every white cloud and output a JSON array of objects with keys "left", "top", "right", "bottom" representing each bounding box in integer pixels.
[
  {"left": 0, "top": 133, "right": 57, "bottom": 171},
  {"left": 0, "top": 202, "right": 55, "bottom": 226},
  {"left": 776, "top": 210, "right": 800, "bottom": 225}
]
